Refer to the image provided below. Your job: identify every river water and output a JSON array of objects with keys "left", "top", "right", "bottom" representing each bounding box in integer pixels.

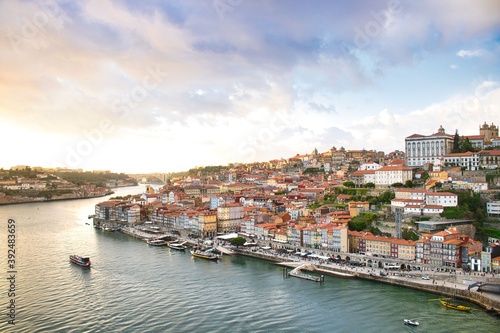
[{"left": 0, "top": 185, "right": 497, "bottom": 332}]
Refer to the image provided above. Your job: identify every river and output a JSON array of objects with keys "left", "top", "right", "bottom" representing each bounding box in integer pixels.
[{"left": 0, "top": 185, "right": 497, "bottom": 332}]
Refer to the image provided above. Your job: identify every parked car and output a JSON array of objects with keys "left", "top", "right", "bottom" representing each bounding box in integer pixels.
[{"left": 422, "top": 275, "right": 430, "bottom": 280}]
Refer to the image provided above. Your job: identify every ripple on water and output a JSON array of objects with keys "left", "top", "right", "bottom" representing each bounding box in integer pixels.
[{"left": 0, "top": 196, "right": 498, "bottom": 333}]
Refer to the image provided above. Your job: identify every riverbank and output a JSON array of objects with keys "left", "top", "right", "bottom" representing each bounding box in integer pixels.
[
  {"left": 234, "top": 248, "right": 500, "bottom": 316},
  {"left": 112, "top": 225, "right": 500, "bottom": 316},
  {"left": 0, "top": 190, "right": 114, "bottom": 206}
]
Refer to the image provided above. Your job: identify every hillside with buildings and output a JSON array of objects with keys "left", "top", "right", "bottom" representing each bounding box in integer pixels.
[
  {"left": 0, "top": 166, "right": 137, "bottom": 204},
  {"left": 91, "top": 121, "right": 500, "bottom": 275}
]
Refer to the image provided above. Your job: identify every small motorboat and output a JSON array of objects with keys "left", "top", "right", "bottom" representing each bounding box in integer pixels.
[
  {"left": 404, "top": 319, "right": 419, "bottom": 326},
  {"left": 102, "top": 224, "right": 121, "bottom": 232},
  {"left": 168, "top": 241, "right": 188, "bottom": 251},
  {"left": 147, "top": 238, "right": 168, "bottom": 246},
  {"left": 70, "top": 255, "right": 91, "bottom": 268}
]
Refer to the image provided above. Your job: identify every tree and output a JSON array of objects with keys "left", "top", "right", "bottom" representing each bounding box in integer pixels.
[
  {"left": 404, "top": 180, "right": 414, "bottom": 188},
  {"left": 459, "top": 137, "right": 475, "bottom": 153},
  {"left": 230, "top": 236, "right": 246, "bottom": 248},
  {"left": 365, "top": 182, "right": 375, "bottom": 188},
  {"left": 343, "top": 181, "right": 355, "bottom": 188},
  {"left": 348, "top": 216, "right": 369, "bottom": 231},
  {"left": 391, "top": 182, "right": 404, "bottom": 188},
  {"left": 348, "top": 213, "right": 377, "bottom": 231},
  {"left": 452, "top": 130, "right": 460, "bottom": 153},
  {"left": 402, "top": 228, "right": 419, "bottom": 241},
  {"left": 378, "top": 191, "right": 395, "bottom": 203}
]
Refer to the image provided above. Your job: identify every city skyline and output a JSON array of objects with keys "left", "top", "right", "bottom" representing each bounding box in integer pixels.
[{"left": 1, "top": 0, "right": 499, "bottom": 174}]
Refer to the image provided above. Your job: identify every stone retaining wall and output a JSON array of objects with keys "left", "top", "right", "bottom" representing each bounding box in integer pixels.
[{"left": 236, "top": 249, "right": 500, "bottom": 315}]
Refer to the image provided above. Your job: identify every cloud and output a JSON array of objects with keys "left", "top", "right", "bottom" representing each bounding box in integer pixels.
[
  {"left": 1, "top": 0, "right": 500, "bottom": 172},
  {"left": 457, "top": 49, "right": 487, "bottom": 58},
  {"left": 349, "top": 83, "right": 500, "bottom": 154}
]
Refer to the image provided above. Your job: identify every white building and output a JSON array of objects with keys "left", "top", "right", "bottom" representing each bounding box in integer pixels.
[
  {"left": 487, "top": 201, "right": 500, "bottom": 218},
  {"left": 394, "top": 189, "right": 427, "bottom": 200},
  {"left": 444, "top": 151, "right": 480, "bottom": 171},
  {"left": 422, "top": 205, "right": 444, "bottom": 215},
  {"left": 405, "top": 125, "right": 454, "bottom": 167},
  {"left": 492, "top": 137, "right": 500, "bottom": 148},
  {"left": 425, "top": 192, "right": 458, "bottom": 207},
  {"left": 350, "top": 170, "right": 376, "bottom": 187},
  {"left": 359, "top": 162, "right": 381, "bottom": 171},
  {"left": 391, "top": 189, "right": 456, "bottom": 215},
  {"left": 374, "top": 165, "right": 413, "bottom": 187}
]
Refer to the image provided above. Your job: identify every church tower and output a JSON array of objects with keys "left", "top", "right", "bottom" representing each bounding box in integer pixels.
[{"left": 479, "top": 122, "right": 498, "bottom": 144}]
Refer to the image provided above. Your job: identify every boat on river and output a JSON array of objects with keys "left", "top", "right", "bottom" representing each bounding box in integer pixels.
[
  {"left": 403, "top": 319, "right": 419, "bottom": 326},
  {"left": 147, "top": 238, "right": 168, "bottom": 246},
  {"left": 438, "top": 299, "right": 471, "bottom": 311},
  {"left": 69, "top": 255, "right": 91, "bottom": 268},
  {"left": 102, "top": 224, "right": 121, "bottom": 232},
  {"left": 190, "top": 249, "right": 221, "bottom": 260},
  {"left": 168, "top": 241, "right": 187, "bottom": 251}
]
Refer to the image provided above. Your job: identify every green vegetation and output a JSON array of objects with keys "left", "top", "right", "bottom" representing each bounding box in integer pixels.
[
  {"left": 5, "top": 167, "right": 38, "bottom": 178},
  {"left": 452, "top": 130, "right": 479, "bottom": 153},
  {"left": 0, "top": 189, "right": 73, "bottom": 199},
  {"left": 432, "top": 182, "right": 443, "bottom": 189},
  {"left": 334, "top": 187, "right": 369, "bottom": 196},
  {"left": 404, "top": 180, "right": 414, "bottom": 188},
  {"left": 475, "top": 227, "right": 500, "bottom": 245},
  {"left": 230, "top": 236, "right": 246, "bottom": 247},
  {"left": 55, "top": 171, "right": 135, "bottom": 187},
  {"left": 486, "top": 172, "right": 500, "bottom": 184},
  {"left": 348, "top": 213, "right": 377, "bottom": 231},
  {"left": 303, "top": 167, "right": 324, "bottom": 174},
  {"left": 419, "top": 189, "right": 500, "bottom": 241},
  {"left": 402, "top": 228, "right": 419, "bottom": 241},
  {"left": 342, "top": 181, "right": 355, "bottom": 188},
  {"left": 186, "top": 165, "right": 229, "bottom": 176},
  {"left": 377, "top": 191, "right": 395, "bottom": 204},
  {"left": 440, "top": 207, "right": 464, "bottom": 219}
]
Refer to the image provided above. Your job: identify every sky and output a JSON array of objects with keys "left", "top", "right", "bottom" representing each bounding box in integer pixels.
[{"left": 0, "top": 0, "right": 499, "bottom": 174}]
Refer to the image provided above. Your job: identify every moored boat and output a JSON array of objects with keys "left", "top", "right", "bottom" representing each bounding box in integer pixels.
[
  {"left": 168, "top": 241, "right": 187, "bottom": 251},
  {"left": 102, "top": 224, "right": 121, "bottom": 232},
  {"left": 190, "top": 249, "right": 221, "bottom": 260},
  {"left": 147, "top": 238, "right": 168, "bottom": 246},
  {"left": 438, "top": 299, "right": 471, "bottom": 311},
  {"left": 70, "top": 255, "right": 91, "bottom": 267},
  {"left": 404, "top": 319, "right": 419, "bottom": 326}
]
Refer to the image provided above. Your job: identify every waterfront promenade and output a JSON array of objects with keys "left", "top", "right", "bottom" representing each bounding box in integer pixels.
[
  {"left": 234, "top": 246, "right": 500, "bottom": 315},
  {"left": 116, "top": 225, "right": 500, "bottom": 315}
]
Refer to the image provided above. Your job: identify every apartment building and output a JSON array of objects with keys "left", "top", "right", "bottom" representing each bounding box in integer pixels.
[
  {"left": 444, "top": 151, "right": 480, "bottom": 170},
  {"left": 479, "top": 150, "right": 500, "bottom": 169},
  {"left": 487, "top": 201, "right": 500, "bottom": 218},
  {"left": 374, "top": 165, "right": 413, "bottom": 187}
]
